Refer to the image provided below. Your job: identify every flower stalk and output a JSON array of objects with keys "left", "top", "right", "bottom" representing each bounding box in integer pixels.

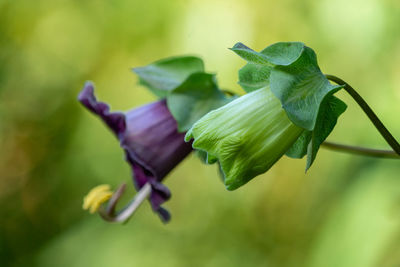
[
  {"left": 325, "top": 74, "right": 400, "bottom": 156},
  {"left": 322, "top": 141, "right": 400, "bottom": 159}
]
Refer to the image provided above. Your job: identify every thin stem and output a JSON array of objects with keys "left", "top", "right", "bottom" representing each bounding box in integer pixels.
[
  {"left": 325, "top": 74, "right": 400, "bottom": 155},
  {"left": 322, "top": 141, "right": 400, "bottom": 159}
]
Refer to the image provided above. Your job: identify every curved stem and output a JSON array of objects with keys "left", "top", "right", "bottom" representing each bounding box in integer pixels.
[
  {"left": 99, "top": 183, "right": 151, "bottom": 223},
  {"left": 322, "top": 141, "right": 400, "bottom": 159},
  {"left": 325, "top": 74, "right": 400, "bottom": 155}
]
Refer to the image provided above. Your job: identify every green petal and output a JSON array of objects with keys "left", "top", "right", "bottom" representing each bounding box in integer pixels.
[{"left": 186, "top": 87, "right": 303, "bottom": 190}]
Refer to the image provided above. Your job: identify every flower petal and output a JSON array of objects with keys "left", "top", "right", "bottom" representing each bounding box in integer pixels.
[
  {"left": 78, "top": 82, "right": 192, "bottom": 222},
  {"left": 78, "top": 81, "right": 126, "bottom": 136},
  {"left": 186, "top": 87, "right": 303, "bottom": 190}
]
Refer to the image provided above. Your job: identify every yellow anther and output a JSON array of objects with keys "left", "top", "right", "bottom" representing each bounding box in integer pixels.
[{"left": 83, "top": 184, "right": 113, "bottom": 214}]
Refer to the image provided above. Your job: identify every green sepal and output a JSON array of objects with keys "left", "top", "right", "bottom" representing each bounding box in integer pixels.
[
  {"left": 232, "top": 42, "right": 347, "bottom": 171},
  {"left": 267, "top": 45, "right": 346, "bottom": 169},
  {"left": 285, "top": 131, "right": 312, "bottom": 159},
  {"left": 233, "top": 42, "right": 304, "bottom": 93},
  {"left": 132, "top": 56, "right": 204, "bottom": 98},
  {"left": 270, "top": 46, "right": 344, "bottom": 131},
  {"left": 238, "top": 63, "right": 271, "bottom": 93},
  {"left": 230, "top": 43, "right": 273, "bottom": 66},
  {"left": 260, "top": 42, "right": 305, "bottom": 66},
  {"left": 306, "top": 95, "right": 347, "bottom": 169},
  {"left": 285, "top": 95, "right": 346, "bottom": 168},
  {"left": 167, "top": 73, "right": 234, "bottom": 132}
]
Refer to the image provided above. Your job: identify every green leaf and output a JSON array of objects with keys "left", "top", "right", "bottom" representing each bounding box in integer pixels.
[
  {"left": 238, "top": 63, "right": 271, "bottom": 93},
  {"left": 132, "top": 56, "right": 204, "bottom": 98},
  {"left": 285, "top": 131, "right": 311, "bottom": 159},
  {"left": 230, "top": 43, "right": 273, "bottom": 66},
  {"left": 270, "top": 46, "right": 343, "bottom": 131},
  {"left": 167, "top": 73, "right": 233, "bottom": 132},
  {"left": 306, "top": 95, "right": 347, "bottom": 169}
]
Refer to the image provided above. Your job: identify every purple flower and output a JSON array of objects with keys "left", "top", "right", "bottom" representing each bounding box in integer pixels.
[{"left": 78, "top": 82, "right": 192, "bottom": 222}]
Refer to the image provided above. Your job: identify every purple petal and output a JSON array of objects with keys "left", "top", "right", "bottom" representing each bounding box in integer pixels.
[
  {"left": 78, "top": 82, "right": 126, "bottom": 137},
  {"left": 78, "top": 82, "right": 192, "bottom": 222},
  {"left": 121, "top": 99, "right": 192, "bottom": 180}
]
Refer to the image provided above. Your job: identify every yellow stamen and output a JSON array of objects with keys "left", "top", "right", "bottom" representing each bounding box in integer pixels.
[{"left": 83, "top": 184, "right": 113, "bottom": 213}]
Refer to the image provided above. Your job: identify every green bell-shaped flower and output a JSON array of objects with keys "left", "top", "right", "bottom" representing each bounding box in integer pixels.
[{"left": 185, "top": 87, "right": 304, "bottom": 190}]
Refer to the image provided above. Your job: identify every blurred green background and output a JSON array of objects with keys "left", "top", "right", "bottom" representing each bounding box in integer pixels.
[{"left": 1, "top": 0, "right": 400, "bottom": 266}]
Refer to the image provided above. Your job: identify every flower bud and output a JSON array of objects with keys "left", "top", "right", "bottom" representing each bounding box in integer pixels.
[{"left": 186, "top": 87, "right": 303, "bottom": 190}]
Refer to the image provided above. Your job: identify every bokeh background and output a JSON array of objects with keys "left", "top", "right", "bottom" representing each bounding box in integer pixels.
[{"left": 1, "top": 0, "right": 400, "bottom": 266}]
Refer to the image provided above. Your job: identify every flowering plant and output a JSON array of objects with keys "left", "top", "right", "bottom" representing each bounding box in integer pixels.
[{"left": 79, "top": 42, "right": 400, "bottom": 223}]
